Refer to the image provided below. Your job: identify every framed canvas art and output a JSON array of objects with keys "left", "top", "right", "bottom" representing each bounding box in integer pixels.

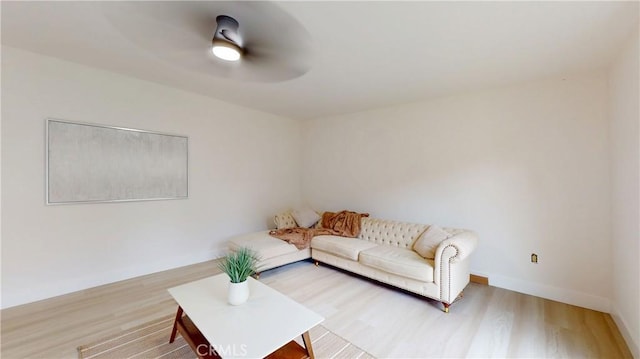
[{"left": 46, "top": 119, "right": 188, "bottom": 204}]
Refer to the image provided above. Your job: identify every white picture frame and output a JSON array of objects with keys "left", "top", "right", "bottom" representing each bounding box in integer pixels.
[{"left": 46, "top": 119, "right": 188, "bottom": 204}]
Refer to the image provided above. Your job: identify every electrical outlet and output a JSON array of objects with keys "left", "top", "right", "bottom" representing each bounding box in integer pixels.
[{"left": 531, "top": 253, "right": 538, "bottom": 263}]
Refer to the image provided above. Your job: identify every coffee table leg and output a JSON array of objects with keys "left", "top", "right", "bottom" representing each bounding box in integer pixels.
[
  {"left": 302, "top": 331, "right": 315, "bottom": 359},
  {"left": 169, "top": 306, "right": 183, "bottom": 343}
]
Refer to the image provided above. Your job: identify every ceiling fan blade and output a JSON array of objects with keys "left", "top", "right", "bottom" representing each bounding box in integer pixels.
[
  {"left": 101, "top": 1, "right": 313, "bottom": 83},
  {"left": 238, "top": 55, "right": 309, "bottom": 82}
]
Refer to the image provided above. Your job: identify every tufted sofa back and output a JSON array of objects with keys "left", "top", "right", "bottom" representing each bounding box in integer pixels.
[{"left": 358, "top": 218, "right": 428, "bottom": 249}]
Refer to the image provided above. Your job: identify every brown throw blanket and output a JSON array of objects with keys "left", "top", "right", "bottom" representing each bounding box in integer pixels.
[
  {"left": 320, "top": 210, "right": 369, "bottom": 238},
  {"left": 269, "top": 210, "right": 369, "bottom": 249},
  {"left": 268, "top": 227, "right": 334, "bottom": 250}
]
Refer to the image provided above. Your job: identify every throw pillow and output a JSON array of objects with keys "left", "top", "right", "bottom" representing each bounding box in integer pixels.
[
  {"left": 413, "top": 225, "right": 451, "bottom": 259},
  {"left": 274, "top": 212, "right": 297, "bottom": 229},
  {"left": 291, "top": 206, "right": 321, "bottom": 228}
]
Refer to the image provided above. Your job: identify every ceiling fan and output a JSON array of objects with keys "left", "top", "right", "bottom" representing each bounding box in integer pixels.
[
  {"left": 102, "top": 1, "right": 313, "bottom": 82},
  {"left": 211, "top": 15, "right": 243, "bottom": 62}
]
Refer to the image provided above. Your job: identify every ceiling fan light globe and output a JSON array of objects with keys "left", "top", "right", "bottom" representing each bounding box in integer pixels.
[{"left": 212, "top": 41, "right": 242, "bottom": 61}]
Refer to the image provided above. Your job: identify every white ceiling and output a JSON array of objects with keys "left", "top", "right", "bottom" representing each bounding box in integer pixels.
[{"left": 2, "top": 1, "right": 638, "bottom": 120}]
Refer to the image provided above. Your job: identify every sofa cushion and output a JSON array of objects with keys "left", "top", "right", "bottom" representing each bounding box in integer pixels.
[
  {"left": 229, "top": 230, "right": 300, "bottom": 259},
  {"left": 274, "top": 212, "right": 297, "bottom": 229},
  {"left": 311, "top": 235, "right": 378, "bottom": 261},
  {"left": 291, "top": 207, "right": 321, "bottom": 228},
  {"left": 413, "top": 225, "right": 451, "bottom": 259},
  {"left": 360, "top": 245, "right": 434, "bottom": 282}
]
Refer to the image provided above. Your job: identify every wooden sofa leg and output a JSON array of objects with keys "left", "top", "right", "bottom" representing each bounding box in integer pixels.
[
  {"left": 442, "top": 291, "right": 463, "bottom": 313},
  {"left": 314, "top": 261, "right": 319, "bottom": 267},
  {"left": 254, "top": 272, "right": 260, "bottom": 280}
]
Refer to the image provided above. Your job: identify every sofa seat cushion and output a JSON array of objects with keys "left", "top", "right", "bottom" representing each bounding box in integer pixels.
[
  {"left": 229, "top": 231, "right": 300, "bottom": 259},
  {"left": 359, "top": 245, "right": 434, "bottom": 282},
  {"left": 311, "top": 235, "right": 378, "bottom": 261}
]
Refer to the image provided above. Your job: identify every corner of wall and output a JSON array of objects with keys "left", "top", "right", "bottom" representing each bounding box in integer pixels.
[
  {"left": 611, "top": 304, "right": 640, "bottom": 358},
  {"left": 608, "top": 25, "right": 640, "bottom": 358}
]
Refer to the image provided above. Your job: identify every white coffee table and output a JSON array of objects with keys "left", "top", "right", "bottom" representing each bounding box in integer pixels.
[{"left": 168, "top": 274, "right": 324, "bottom": 359}]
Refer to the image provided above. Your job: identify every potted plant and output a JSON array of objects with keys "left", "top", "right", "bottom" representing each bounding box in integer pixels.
[{"left": 217, "top": 247, "right": 260, "bottom": 305}]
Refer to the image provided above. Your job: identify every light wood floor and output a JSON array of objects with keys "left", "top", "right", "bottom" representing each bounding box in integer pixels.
[{"left": 1, "top": 259, "right": 632, "bottom": 358}]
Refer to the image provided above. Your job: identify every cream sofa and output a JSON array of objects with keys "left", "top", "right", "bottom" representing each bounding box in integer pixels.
[
  {"left": 311, "top": 217, "right": 477, "bottom": 312},
  {"left": 228, "top": 215, "right": 478, "bottom": 312}
]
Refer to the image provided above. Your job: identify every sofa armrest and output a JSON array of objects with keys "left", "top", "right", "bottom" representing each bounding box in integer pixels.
[
  {"left": 433, "top": 230, "right": 478, "bottom": 302},
  {"left": 435, "top": 230, "right": 478, "bottom": 263}
]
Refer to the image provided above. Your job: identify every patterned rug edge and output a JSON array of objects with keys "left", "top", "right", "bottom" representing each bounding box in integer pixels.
[{"left": 78, "top": 314, "right": 374, "bottom": 359}]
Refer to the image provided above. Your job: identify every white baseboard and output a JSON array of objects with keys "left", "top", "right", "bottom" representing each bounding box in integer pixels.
[
  {"left": 610, "top": 304, "right": 640, "bottom": 358},
  {"left": 489, "top": 274, "right": 610, "bottom": 313},
  {"left": 1, "top": 248, "right": 225, "bottom": 309}
]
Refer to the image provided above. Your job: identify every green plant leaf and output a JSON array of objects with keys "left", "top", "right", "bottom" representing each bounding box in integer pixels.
[{"left": 217, "top": 247, "right": 261, "bottom": 283}]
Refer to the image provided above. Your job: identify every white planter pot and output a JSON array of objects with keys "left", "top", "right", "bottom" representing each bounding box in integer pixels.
[{"left": 228, "top": 280, "right": 249, "bottom": 305}]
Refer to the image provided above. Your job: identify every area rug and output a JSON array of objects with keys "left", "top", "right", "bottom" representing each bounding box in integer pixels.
[{"left": 78, "top": 315, "right": 374, "bottom": 359}]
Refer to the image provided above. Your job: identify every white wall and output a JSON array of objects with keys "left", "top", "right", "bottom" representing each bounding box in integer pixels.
[
  {"left": 609, "top": 28, "right": 640, "bottom": 358},
  {"left": 302, "top": 72, "right": 611, "bottom": 312},
  {"left": 1, "top": 47, "right": 302, "bottom": 308}
]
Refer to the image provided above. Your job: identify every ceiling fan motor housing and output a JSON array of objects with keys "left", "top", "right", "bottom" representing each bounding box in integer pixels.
[
  {"left": 211, "top": 15, "right": 243, "bottom": 61},
  {"left": 214, "top": 15, "right": 241, "bottom": 45}
]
